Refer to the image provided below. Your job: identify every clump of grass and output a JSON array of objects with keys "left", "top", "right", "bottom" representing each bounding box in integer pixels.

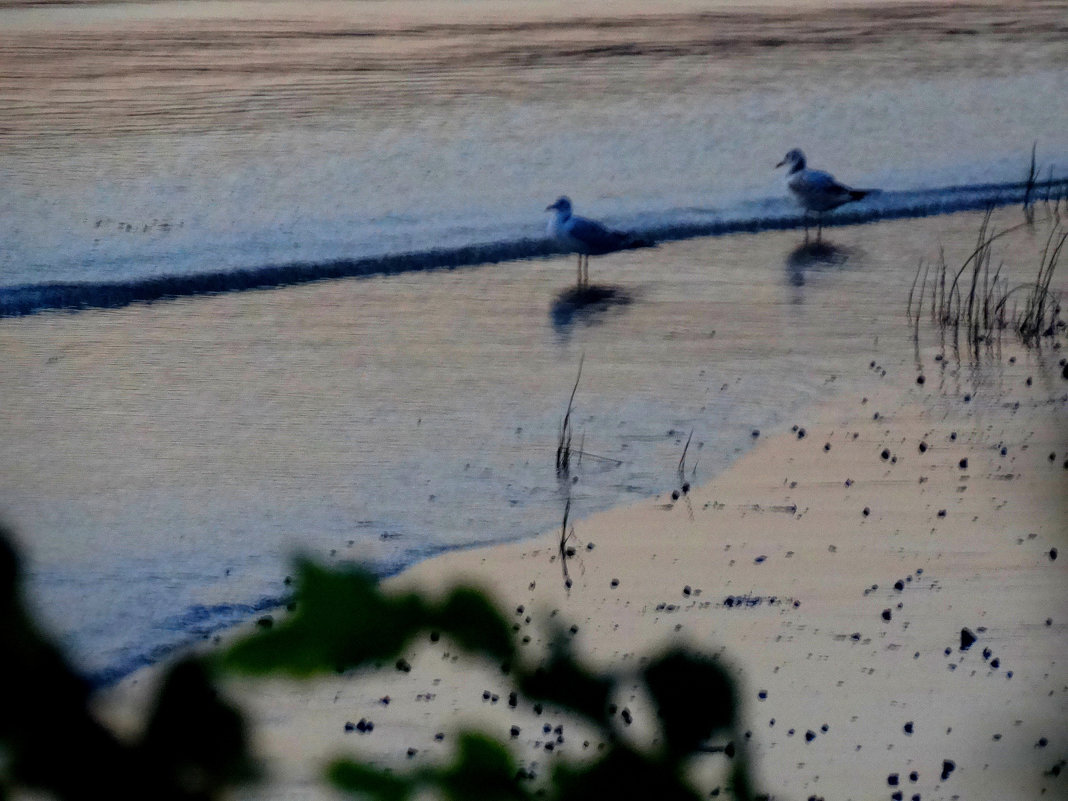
[
  {"left": 908, "top": 211, "right": 1065, "bottom": 356},
  {"left": 998, "top": 223, "right": 1067, "bottom": 346},
  {"left": 555, "top": 356, "right": 583, "bottom": 477},
  {"left": 1024, "top": 141, "right": 1038, "bottom": 225}
]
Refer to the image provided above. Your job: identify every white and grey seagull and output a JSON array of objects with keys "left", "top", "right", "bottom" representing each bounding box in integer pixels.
[
  {"left": 545, "top": 196, "right": 651, "bottom": 288},
  {"left": 776, "top": 149, "right": 869, "bottom": 241}
]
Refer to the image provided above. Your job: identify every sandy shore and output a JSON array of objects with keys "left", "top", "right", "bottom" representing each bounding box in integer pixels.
[{"left": 92, "top": 216, "right": 1068, "bottom": 801}]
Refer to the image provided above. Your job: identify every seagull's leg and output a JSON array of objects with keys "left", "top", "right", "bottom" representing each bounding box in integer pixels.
[
  {"left": 583, "top": 255, "right": 589, "bottom": 288},
  {"left": 576, "top": 254, "right": 582, "bottom": 287},
  {"left": 817, "top": 214, "right": 823, "bottom": 243},
  {"left": 803, "top": 212, "right": 810, "bottom": 244}
]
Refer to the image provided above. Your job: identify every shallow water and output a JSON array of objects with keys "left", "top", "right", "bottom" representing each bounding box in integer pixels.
[{"left": 1, "top": 0, "right": 1068, "bottom": 683}]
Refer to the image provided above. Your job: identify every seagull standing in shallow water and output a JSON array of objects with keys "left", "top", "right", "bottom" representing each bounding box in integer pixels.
[
  {"left": 776, "top": 149, "right": 869, "bottom": 241},
  {"left": 545, "top": 196, "right": 651, "bottom": 288}
]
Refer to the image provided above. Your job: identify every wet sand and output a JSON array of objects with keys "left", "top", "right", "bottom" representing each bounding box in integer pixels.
[{"left": 91, "top": 210, "right": 1068, "bottom": 801}]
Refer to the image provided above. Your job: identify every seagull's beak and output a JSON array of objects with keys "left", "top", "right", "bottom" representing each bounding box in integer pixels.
[
  {"left": 545, "top": 203, "right": 558, "bottom": 211},
  {"left": 775, "top": 159, "right": 786, "bottom": 169}
]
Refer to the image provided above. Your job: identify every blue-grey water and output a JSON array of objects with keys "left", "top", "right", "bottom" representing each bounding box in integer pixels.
[{"left": 1, "top": 0, "right": 1067, "bottom": 685}]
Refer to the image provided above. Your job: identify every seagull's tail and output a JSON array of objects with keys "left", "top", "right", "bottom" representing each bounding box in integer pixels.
[{"left": 848, "top": 189, "right": 870, "bottom": 202}]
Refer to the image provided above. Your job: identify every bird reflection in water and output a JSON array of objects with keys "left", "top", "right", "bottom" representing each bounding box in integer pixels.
[
  {"left": 785, "top": 240, "right": 851, "bottom": 288},
  {"left": 550, "top": 284, "right": 633, "bottom": 333}
]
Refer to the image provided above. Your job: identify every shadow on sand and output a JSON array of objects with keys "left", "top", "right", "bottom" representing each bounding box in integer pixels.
[
  {"left": 550, "top": 284, "right": 633, "bottom": 332},
  {"left": 784, "top": 240, "right": 853, "bottom": 287}
]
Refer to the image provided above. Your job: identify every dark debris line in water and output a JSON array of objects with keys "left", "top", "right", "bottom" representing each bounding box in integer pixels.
[{"left": 3, "top": 180, "right": 1065, "bottom": 317}]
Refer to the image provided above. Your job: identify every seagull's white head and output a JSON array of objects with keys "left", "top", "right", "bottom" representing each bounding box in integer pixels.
[
  {"left": 776, "top": 149, "right": 807, "bottom": 172},
  {"left": 546, "top": 196, "right": 572, "bottom": 216}
]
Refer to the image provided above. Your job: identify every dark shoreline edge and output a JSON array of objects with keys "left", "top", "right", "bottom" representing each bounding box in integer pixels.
[{"left": 4, "top": 179, "right": 1066, "bottom": 319}]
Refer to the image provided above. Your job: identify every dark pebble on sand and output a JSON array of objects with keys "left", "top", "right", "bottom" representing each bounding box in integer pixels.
[
  {"left": 990, "top": 658, "right": 1000, "bottom": 669},
  {"left": 1050, "top": 548, "right": 1058, "bottom": 561},
  {"left": 510, "top": 726, "right": 520, "bottom": 738},
  {"left": 917, "top": 375, "right": 925, "bottom": 385},
  {"left": 429, "top": 631, "right": 439, "bottom": 642},
  {"left": 344, "top": 721, "right": 355, "bottom": 732},
  {"left": 758, "top": 690, "right": 768, "bottom": 700},
  {"left": 805, "top": 730, "right": 816, "bottom": 742},
  {"left": 960, "top": 628, "right": 977, "bottom": 650},
  {"left": 798, "top": 428, "right": 807, "bottom": 439},
  {"left": 882, "top": 609, "right": 892, "bottom": 621},
  {"left": 958, "top": 458, "right": 968, "bottom": 469},
  {"left": 909, "top": 771, "right": 918, "bottom": 782},
  {"left": 863, "top": 507, "right": 871, "bottom": 517},
  {"left": 1037, "top": 737, "right": 1048, "bottom": 748},
  {"left": 919, "top": 441, "right": 928, "bottom": 453},
  {"left": 396, "top": 658, "right": 412, "bottom": 672},
  {"left": 937, "top": 509, "right": 946, "bottom": 517},
  {"left": 894, "top": 579, "right": 905, "bottom": 591},
  {"left": 380, "top": 696, "right": 390, "bottom": 705},
  {"left": 941, "top": 759, "right": 955, "bottom": 781},
  {"left": 824, "top": 443, "right": 831, "bottom": 451},
  {"left": 621, "top": 708, "right": 633, "bottom": 725},
  {"left": 683, "top": 585, "right": 692, "bottom": 596},
  {"left": 256, "top": 615, "right": 274, "bottom": 628},
  {"left": 755, "top": 555, "right": 767, "bottom": 564},
  {"left": 752, "top": 429, "right": 760, "bottom": 438},
  {"left": 434, "top": 732, "right": 444, "bottom": 741},
  {"left": 671, "top": 489, "right": 681, "bottom": 501},
  {"left": 904, "top": 721, "right": 914, "bottom": 734},
  {"left": 982, "top": 647, "right": 991, "bottom": 660},
  {"left": 407, "top": 748, "right": 417, "bottom": 758},
  {"left": 610, "top": 578, "right": 620, "bottom": 587},
  {"left": 533, "top": 703, "right": 543, "bottom": 715},
  {"left": 888, "top": 774, "right": 899, "bottom": 786},
  {"left": 881, "top": 448, "right": 891, "bottom": 461},
  {"left": 509, "top": 692, "right": 518, "bottom": 708}
]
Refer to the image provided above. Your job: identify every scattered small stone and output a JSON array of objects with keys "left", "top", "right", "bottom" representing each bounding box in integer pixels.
[
  {"left": 941, "top": 759, "right": 955, "bottom": 781},
  {"left": 758, "top": 690, "right": 768, "bottom": 700},
  {"left": 1050, "top": 548, "right": 1058, "bottom": 561},
  {"left": 610, "top": 578, "right": 620, "bottom": 588},
  {"left": 797, "top": 428, "right": 807, "bottom": 439},
  {"left": 919, "top": 441, "right": 928, "bottom": 453},
  {"left": 255, "top": 615, "right": 274, "bottom": 629},
  {"left": 755, "top": 555, "right": 767, "bottom": 564},
  {"left": 752, "top": 429, "right": 760, "bottom": 438},
  {"left": 406, "top": 748, "right": 418, "bottom": 758},
  {"left": 882, "top": 609, "right": 892, "bottom": 621},
  {"left": 621, "top": 708, "right": 633, "bottom": 725},
  {"left": 990, "top": 658, "right": 1000, "bottom": 669},
  {"left": 894, "top": 579, "right": 905, "bottom": 591},
  {"left": 434, "top": 732, "right": 444, "bottom": 741},
  {"left": 671, "top": 489, "right": 681, "bottom": 501},
  {"left": 380, "top": 696, "right": 390, "bottom": 705},
  {"left": 909, "top": 771, "right": 918, "bottom": 782},
  {"left": 1036, "top": 737, "right": 1048, "bottom": 748},
  {"left": 683, "top": 585, "right": 692, "bottom": 596},
  {"left": 395, "top": 658, "right": 412, "bottom": 673},
  {"left": 805, "top": 730, "right": 816, "bottom": 742},
  {"left": 863, "top": 507, "right": 871, "bottom": 517},
  {"left": 916, "top": 375, "right": 925, "bottom": 385},
  {"left": 824, "top": 443, "right": 831, "bottom": 451},
  {"left": 888, "top": 773, "right": 899, "bottom": 786},
  {"left": 904, "top": 721, "right": 914, "bottom": 735},
  {"left": 510, "top": 726, "right": 521, "bottom": 738},
  {"left": 960, "top": 628, "right": 977, "bottom": 651},
  {"left": 958, "top": 458, "right": 968, "bottom": 469}
]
